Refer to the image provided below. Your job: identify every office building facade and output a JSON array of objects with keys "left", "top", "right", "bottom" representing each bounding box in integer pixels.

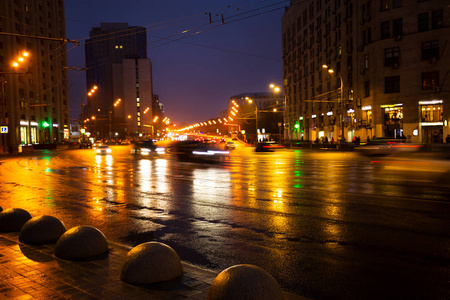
[
  {"left": 85, "top": 23, "right": 154, "bottom": 140},
  {"left": 0, "top": 0, "right": 70, "bottom": 153},
  {"left": 282, "top": 0, "right": 449, "bottom": 144}
]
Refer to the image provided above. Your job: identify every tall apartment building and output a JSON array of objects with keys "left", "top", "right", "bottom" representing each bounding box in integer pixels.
[
  {"left": 85, "top": 23, "right": 154, "bottom": 140},
  {"left": 0, "top": 0, "right": 69, "bottom": 153},
  {"left": 282, "top": 0, "right": 449, "bottom": 144}
]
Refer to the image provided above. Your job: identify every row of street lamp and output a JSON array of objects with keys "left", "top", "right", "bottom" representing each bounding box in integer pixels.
[
  {"left": 83, "top": 85, "right": 169, "bottom": 140},
  {"left": 81, "top": 72, "right": 344, "bottom": 142},
  {"left": 178, "top": 83, "right": 282, "bottom": 135}
]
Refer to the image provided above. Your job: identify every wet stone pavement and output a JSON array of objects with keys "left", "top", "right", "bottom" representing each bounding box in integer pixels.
[
  {"left": 0, "top": 232, "right": 303, "bottom": 299},
  {"left": 0, "top": 232, "right": 217, "bottom": 299}
]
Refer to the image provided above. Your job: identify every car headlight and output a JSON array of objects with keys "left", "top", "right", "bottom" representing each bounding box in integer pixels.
[
  {"left": 141, "top": 148, "right": 151, "bottom": 155},
  {"left": 96, "top": 149, "right": 101, "bottom": 154},
  {"left": 107, "top": 148, "right": 111, "bottom": 153}
]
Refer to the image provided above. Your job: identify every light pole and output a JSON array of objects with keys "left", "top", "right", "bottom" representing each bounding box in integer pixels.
[
  {"left": 111, "top": 98, "right": 121, "bottom": 140},
  {"left": 246, "top": 97, "right": 258, "bottom": 144},
  {"left": 269, "top": 83, "right": 283, "bottom": 142},
  {"left": 87, "top": 85, "right": 98, "bottom": 140},
  {"left": 322, "top": 65, "right": 344, "bottom": 144},
  {"left": 2, "top": 51, "right": 31, "bottom": 150}
]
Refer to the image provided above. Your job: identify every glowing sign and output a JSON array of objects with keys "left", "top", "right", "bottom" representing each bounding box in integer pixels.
[{"left": 1, "top": 126, "right": 7, "bottom": 133}]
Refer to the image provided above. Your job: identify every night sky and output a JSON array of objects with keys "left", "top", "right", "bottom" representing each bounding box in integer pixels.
[{"left": 64, "top": 0, "right": 286, "bottom": 126}]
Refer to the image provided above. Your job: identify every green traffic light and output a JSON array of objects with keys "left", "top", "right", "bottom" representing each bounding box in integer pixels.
[
  {"left": 43, "top": 121, "right": 50, "bottom": 128},
  {"left": 294, "top": 123, "right": 299, "bottom": 129}
]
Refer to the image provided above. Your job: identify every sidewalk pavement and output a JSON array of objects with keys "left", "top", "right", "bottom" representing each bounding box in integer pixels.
[{"left": 0, "top": 232, "right": 305, "bottom": 299}]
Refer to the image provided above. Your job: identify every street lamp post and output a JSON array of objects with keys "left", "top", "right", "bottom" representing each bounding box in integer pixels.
[
  {"left": 111, "top": 98, "right": 121, "bottom": 140},
  {"left": 322, "top": 65, "right": 345, "bottom": 145},
  {"left": 1, "top": 51, "right": 31, "bottom": 151},
  {"left": 269, "top": 83, "right": 283, "bottom": 142},
  {"left": 246, "top": 97, "right": 258, "bottom": 144},
  {"left": 87, "top": 85, "right": 98, "bottom": 140}
]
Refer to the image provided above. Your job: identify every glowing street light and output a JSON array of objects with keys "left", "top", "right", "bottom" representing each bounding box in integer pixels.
[
  {"left": 88, "top": 85, "right": 98, "bottom": 97},
  {"left": 12, "top": 51, "right": 30, "bottom": 68},
  {"left": 269, "top": 83, "right": 281, "bottom": 93}
]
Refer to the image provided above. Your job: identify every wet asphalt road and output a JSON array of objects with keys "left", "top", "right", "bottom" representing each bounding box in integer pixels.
[{"left": 0, "top": 144, "right": 449, "bottom": 299}]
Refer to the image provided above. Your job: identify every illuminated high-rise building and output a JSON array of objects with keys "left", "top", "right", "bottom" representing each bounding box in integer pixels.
[
  {"left": 85, "top": 23, "right": 153, "bottom": 139},
  {"left": 0, "top": 0, "right": 70, "bottom": 152},
  {"left": 282, "top": 0, "right": 449, "bottom": 144}
]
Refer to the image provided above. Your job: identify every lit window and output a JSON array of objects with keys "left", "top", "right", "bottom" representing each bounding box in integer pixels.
[
  {"left": 137, "top": 112, "right": 140, "bottom": 116},
  {"left": 115, "top": 45, "right": 118, "bottom": 49},
  {"left": 422, "top": 72, "right": 439, "bottom": 90},
  {"left": 137, "top": 117, "right": 140, "bottom": 121},
  {"left": 120, "top": 45, "right": 123, "bottom": 48},
  {"left": 421, "top": 104, "right": 443, "bottom": 122},
  {"left": 136, "top": 98, "right": 140, "bottom": 102},
  {"left": 137, "top": 103, "right": 140, "bottom": 107},
  {"left": 137, "top": 122, "right": 140, "bottom": 126}
]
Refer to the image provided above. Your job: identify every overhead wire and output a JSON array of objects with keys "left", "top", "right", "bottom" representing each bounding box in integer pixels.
[
  {"left": 68, "top": 0, "right": 291, "bottom": 119},
  {"left": 76, "top": 0, "right": 288, "bottom": 78},
  {"left": 146, "top": 2, "right": 289, "bottom": 50}
]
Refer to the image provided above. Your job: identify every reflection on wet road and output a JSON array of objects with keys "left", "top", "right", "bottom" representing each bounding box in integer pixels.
[{"left": 0, "top": 146, "right": 449, "bottom": 299}]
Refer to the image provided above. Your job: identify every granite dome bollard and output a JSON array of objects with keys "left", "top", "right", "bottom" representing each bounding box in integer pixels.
[
  {"left": 19, "top": 215, "right": 67, "bottom": 244},
  {"left": 207, "top": 264, "right": 284, "bottom": 300},
  {"left": 120, "top": 242, "right": 183, "bottom": 284},
  {"left": 55, "top": 226, "right": 109, "bottom": 260},
  {"left": 0, "top": 208, "right": 32, "bottom": 232}
]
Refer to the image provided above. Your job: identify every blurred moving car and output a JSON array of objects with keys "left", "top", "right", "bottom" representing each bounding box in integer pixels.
[
  {"left": 132, "top": 140, "right": 165, "bottom": 156},
  {"left": 225, "top": 141, "right": 236, "bottom": 150},
  {"left": 255, "top": 142, "right": 285, "bottom": 152},
  {"left": 96, "top": 145, "right": 111, "bottom": 155},
  {"left": 79, "top": 141, "right": 92, "bottom": 149},
  {"left": 168, "top": 140, "right": 229, "bottom": 163},
  {"left": 355, "top": 138, "right": 423, "bottom": 156}
]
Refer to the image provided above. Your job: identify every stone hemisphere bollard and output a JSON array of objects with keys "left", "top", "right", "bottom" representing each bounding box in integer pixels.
[
  {"left": 120, "top": 241, "right": 183, "bottom": 284},
  {"left": 208, "top": 264, "right": 284, "bottom": 300},
  {"left": 0, "top": 208, "right": 32, "bottom": 232},
  {"left": 0, "top": 206, "right": 3, "bottom": 212},
  {"left": 55, "top": 226, "right": 109, "bottom": 260},
  {"left": 19, "top": 215, "right": 67, "bottom": 244}
]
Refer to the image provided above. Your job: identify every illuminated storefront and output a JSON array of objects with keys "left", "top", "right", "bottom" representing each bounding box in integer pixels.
[
  {"left": 381, "top": 104, "right": 403, "bottom": 138},
  {"left": 419, "top": 100, "right": 443, "bottom": 144},
  {"left": 30, "top": 121, "right": 38, "bottom": 144},
  {"left": 20, "top": 126, "right": 27, "bottom": 145},
  {"left": 361, "top": 106, "right": 373, "bottom": 126}
]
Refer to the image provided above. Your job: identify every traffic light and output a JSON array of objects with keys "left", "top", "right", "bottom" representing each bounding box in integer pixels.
[
  {"left": 42, "top": 121, "right": 50, "bottom": 128},
  {"left": 294, "top": 122, "right": 300, "bottom": 129}
]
